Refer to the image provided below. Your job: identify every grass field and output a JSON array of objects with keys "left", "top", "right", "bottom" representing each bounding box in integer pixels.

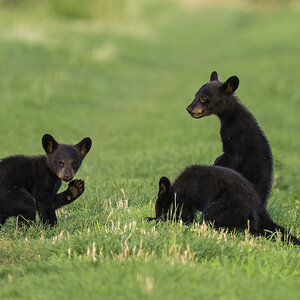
[{"left": 0, "top": 0, "right": 300, "bottom": 299}]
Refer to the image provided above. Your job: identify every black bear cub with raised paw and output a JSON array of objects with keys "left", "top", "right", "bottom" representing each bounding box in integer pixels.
[
  {"left": 0, "top": 134, "right": 92, "bottom": 227},
  {"left": 148, "top": 165, "right": 299, "bottom": 245},
  {"left": 186, "top": 71, "right": 273, "bottom": 206}
]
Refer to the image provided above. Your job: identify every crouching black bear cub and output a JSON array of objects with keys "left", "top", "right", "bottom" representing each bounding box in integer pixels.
[
  {"left": 148, "top": 165, "right": 299, "bottom": 245},
  {"left": 0, "top": 134, "right": 92, "bottom": 227}
]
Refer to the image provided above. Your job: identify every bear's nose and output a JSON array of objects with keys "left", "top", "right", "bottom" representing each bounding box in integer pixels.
[
  {"left": 63, "top": 175, "right": 72, "bottom": 182},
  {"left": 186, "top": 106, "right": 191, "bottom": 113}
]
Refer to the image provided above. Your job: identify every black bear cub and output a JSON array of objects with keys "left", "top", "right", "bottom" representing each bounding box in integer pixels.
[
  {"left": 148, "top": 165, "right": 299, "bottom": 245},
  {"left": 186, "top": 71, "right": 273, "bottom": 206},
  {"left": 0, "top": 134, "right": 92, "bottom": 227}
]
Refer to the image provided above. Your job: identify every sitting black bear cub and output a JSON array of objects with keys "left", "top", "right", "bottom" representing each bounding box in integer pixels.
[
  {"left": 186, "top": 71, "right": 273, "bottom": 206},
  {"left": 0, "top": 134, "right": 92, "bottom": 227},
  {"left": 148, "top": 165, "right": 299, "bottom": 245}
]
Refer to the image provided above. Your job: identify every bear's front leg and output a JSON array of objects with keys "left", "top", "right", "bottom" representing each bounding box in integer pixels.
[
  {"left": 54, "top": 180, "right": 85, "bottom": 209},
  {"left": 36, "top": 202, "right": 57, "bottom": 227}
]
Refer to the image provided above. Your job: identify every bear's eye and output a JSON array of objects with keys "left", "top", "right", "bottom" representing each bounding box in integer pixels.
[
  {"left": 71, "top": 161, "right": 77, "bottom": 169},
  {"left": 59, "top": 161, "right": 64, "bottom": 168},
  {"left": 200, "top": 97, "right": 209, "bottom": 103}
]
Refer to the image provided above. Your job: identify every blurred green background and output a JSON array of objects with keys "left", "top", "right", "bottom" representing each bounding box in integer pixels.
[{"left": 0, "top": 1, "right": 299, "bottom": 299}]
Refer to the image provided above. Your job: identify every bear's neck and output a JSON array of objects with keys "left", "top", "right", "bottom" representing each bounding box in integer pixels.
[{"left": 217, "top": 97, "right": 251, "bottom": 127}]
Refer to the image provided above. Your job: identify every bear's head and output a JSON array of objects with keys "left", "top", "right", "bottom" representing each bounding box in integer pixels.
[
  {"left": 186, "top": 71, "right": 239, "bottom": 118},
  {"left": 42, "top": 134, "right": 92, "bottom": 182},
  {"left": 154, "top": 176, "right": 175, "bottom": 220}
]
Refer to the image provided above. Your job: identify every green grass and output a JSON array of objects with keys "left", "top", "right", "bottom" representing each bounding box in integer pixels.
[{"left": 0, "top": 1, "right": 300, "bottom": 299}]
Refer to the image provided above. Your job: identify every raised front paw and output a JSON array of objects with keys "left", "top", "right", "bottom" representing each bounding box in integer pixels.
[{"left": 67, "top": 179, "right": 85, "bottom": 201}]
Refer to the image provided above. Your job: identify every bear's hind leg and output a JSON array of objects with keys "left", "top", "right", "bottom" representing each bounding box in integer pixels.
[{"left": 0, "top": 187, "right": 36, "bottom": 227}]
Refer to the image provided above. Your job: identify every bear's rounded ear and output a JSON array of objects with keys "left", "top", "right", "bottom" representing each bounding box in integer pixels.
[
  {"left": 158, "top": 176, "right": 171, "bottom": 196},
  {"left": 42, "top": 134, "right": 58, "bottom": 155},
  {"left": 75, "top": 137, "right": 92, "bottom": 157},
  {"left": 210, "top": 71, "right": 219, "bottom": 82},
  {"left": 221, "top": 76, "right": 239, "bottom": 95}
]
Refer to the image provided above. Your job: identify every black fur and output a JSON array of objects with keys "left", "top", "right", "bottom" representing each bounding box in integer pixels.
[
  {"left": 148, "top": 165, "right": 299, "bottom": 246},
  {"left": 186, "top": 71, "right": 273, "bottom": 206},
  {"left": 0, "top": 134, "right": 92, "bottom": 227}
]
